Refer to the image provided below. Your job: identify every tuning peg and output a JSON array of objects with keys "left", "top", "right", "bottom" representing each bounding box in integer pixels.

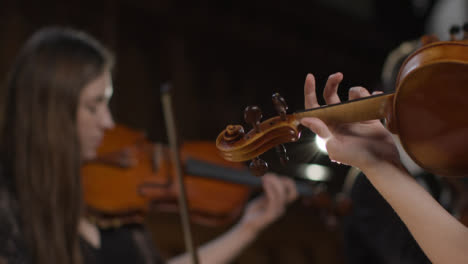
[
  {"left": 222, "top": 124, "right": 245, "bottom": 143},
  {"left": 249, "top": 157, "right": 268, "bottom": 176},
  {"left": 275, "top": 144, "right": 289, "bottom": 166},
  {"left": 450, "top": 24, "right": 461, "bottom": 41},
  {"left": 244, "top": 106, "right": 262, "bottom": 133},
  {"left": 463, "top": 22, "right": 468, "bottom": 40},
  {"left": 272, "top": 93, "right": 288, "bottom": 121}
]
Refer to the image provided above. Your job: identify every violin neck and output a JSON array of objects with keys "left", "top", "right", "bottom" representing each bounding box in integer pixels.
[
  {"left": 184, "top": 158, "right": 315, "bottom": 196},
  {"left": 294, "top": 92, "right": 394, "bottom": 125}
]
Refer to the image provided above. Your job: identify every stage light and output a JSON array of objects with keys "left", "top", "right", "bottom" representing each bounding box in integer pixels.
[
  {"left": 315, "top": 135, "right": 328, "bottom": 154},
  {"left": 303, "top": 164, "right": 331, "bottom": 181}
]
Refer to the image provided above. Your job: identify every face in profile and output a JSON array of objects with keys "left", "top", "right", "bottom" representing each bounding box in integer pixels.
[{"left": 77, "top": 70, "right": 115, "bottom": 160}]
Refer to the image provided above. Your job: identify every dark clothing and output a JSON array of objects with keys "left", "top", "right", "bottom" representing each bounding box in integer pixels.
[
  {"left": 82, "top": 224, "right": 165, "bottom": 264},
  {"left": 343, "top": 172, "right": 433, "bottom": 264},
  {"left": 0, "top": 181, "right": 164, "bottom": 264},
  {"left": 0, "top": 180, "right": 30, "bottom": 264}
]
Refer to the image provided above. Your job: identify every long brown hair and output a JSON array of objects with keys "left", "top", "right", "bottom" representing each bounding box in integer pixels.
[{"left": 0, "top": 27, "right": 113, "bottom": 264}]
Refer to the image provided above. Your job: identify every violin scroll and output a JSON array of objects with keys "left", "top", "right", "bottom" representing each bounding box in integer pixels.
[
  {"left": 216, "top": 93, "right": 301, "bottom": 174},
  {"left": 223, "top": 125, "right": 245, "bottom": 142}
]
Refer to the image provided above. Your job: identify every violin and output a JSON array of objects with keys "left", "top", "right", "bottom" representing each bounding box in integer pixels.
[
  {"left": 81, "top": 124, "right": 326, "bottom": 228},
  {"left": 216, "top": 27, "right": 468, "bottom": 178}
]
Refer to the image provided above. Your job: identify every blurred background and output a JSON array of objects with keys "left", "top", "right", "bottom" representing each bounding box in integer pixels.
[{"left": 1, "top": 0, "right": 466, "bottom": 263}]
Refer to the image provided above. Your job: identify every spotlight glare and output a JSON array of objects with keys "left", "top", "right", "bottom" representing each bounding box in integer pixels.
[
  {"left": 315, "top": 135, "right": 328, "bottom": 154},
  {"left": 304, "top": 164, "right": 330, "bottom": 181}
]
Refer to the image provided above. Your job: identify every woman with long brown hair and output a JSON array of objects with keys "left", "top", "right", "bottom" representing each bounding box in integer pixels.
[
  {"left": 0, "top": 27, "right": 115, "bottom": 264},
  {"left": 0, "top": 27, "right": 298, "bottom": 264}
]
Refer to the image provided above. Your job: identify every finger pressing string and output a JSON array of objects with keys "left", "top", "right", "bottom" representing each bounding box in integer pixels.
[
  {"left": 264, "top": 174, "right": 284, "bottom": 205},
  {"left": 323, "top": 72, "right": 343, "bottom": 105},
  {"left": 281, "top": 177, "right": 298, "bottom": 203},
  {"left": 348, "top": 86, "right": 370, "bottom": 100},
  {"left": 261, "top": 177, "right": 280, "bottom": 217}
]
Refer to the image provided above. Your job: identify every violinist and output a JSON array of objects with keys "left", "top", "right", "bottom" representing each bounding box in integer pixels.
[
  {"left": 301, "top": 72, "right": 468, "bottom": 264},
  {"left": 0, "top": 27, "right": 298, "bottom": 264}
]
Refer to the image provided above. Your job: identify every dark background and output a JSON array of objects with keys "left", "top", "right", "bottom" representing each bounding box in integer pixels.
[
  {"left": 0, "top": 0, "right": 451, "bottom": 263},
  {"left": 0, "top": 0, "right": 436, "bottom": 142}
]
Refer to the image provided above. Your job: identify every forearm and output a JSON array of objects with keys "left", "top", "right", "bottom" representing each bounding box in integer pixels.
[
  {"left": 167, "top": 221, "right": 258, "bottom": 264},
  {"left": 363, "top": 162, "right": 468, "bottom": 264}
]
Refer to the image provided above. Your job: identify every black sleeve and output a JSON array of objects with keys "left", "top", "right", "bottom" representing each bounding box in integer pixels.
[
  {"left": 342, "top": 173, "right": 431, "bottom": 264},
  {"left": 83, "top": 224, "right": 165, "bottom": 264}
]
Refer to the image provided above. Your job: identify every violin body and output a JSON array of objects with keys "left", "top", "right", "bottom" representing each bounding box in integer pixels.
[
  {"left": 217, "top": 39, "right": 468, "bottom": 177},
  {"left": 82, "top": 124, "right": 252, "bottom": 227},
  {"left": 392, "top": 41, "right": 468, "bottom": 177}
]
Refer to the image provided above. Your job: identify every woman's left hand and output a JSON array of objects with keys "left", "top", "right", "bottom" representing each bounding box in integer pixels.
[{"left": 238, "top": 173, "right": 298, "bottom": 234}]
